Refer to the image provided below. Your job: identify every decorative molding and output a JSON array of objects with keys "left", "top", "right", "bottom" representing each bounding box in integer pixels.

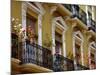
[
  {"left": 38, "top": 14, "right": 42, "bottom": 46},
  {"left": 26, "top": 2, "right": 45, "bottom": 14},
  {"left": 72, "top": 35, "right": 78, "bottom": 70},
  {"left": 82, "top": 29, "right": 87, "bottom": 34},
  {"left": 88, "top": 41, "right": 96, "bottom": 69},
  {"left": 22, "top": 2, "right": 45, "bottom": 46},
  {"left": 22, "top": 2, "right": 27, "bottom": 29},
  {"left": 26, "top": 2, "right": 40, "bottom": 14},
  {"left": 90, "top": 42, "right": 96, "bottom": 47},
  {"left": 74, "top": 31, "right": 83, "bottom": 39},
  {"left": 22, "top": 2, "right": 27, "bottom": 52},
  {"left": 52, "top": 20, "right": 56, "bottom": 55},
  {"left": 52, "top": 16, "right": 67, "bottom": 57},
  {"left": 35, "top": 2, "right": 45, "bottom": 14},
  {"left": 50, "top": 6, "right": 57, "bottom": 15},
  {"left": 73, "top": 30, "right": 84, "bottom": 70},
  {"left": 62, "top": 30, "right": 67, "bottom": 57},
  {"left": 54, "top": 16, "right": 67, "bottom": 30},
  {"left": 72, "top": 23, "right": 77, "bottom": 28}
]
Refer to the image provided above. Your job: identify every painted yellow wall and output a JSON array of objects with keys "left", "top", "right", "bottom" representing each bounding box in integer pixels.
[
  {"left": 82, "top": 31, "right": 90, "bottom": 67},
  {"left": 79, "top": 5, "right": 86, "bottom": 12},
  {"left": 65, "top": 22, "right": 74, "bottom": 59},
  {"left": 42, "top": 4, "right": 52, "bottom": 49},
  {"left": 11, "top": 1, "right": 22, "bottom": 24}
]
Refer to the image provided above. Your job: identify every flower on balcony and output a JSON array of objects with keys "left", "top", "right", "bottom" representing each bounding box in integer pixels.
[
  {"left": 26, "top": 25, "right": 35, "bottom": 44},
  {"left": 11, "top": 18, "right": 22, "bottom": 35}
]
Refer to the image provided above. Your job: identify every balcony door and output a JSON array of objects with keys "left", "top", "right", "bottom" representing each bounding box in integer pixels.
[
  {"left": 26, "top": 13, "right": 37, "bottom": 43},
  {"left": 52, "top": 17, "right": 67, "bottom": 71},
  {"left": 73, "top": 31, "right": 84, "bottom": 70},
  {"left": 22, "top": 13, "right": 39, "bottom": 64},
  {"left": 55, "top": 31, "right": 63, "bottom": 55},
  {"left": 75, "top": 43, "right": 81, "bottom": 66},
  {"left": 89, "top": 42, "right": 96, "bottom": 69},
  {"left": 53, "top": 31, "right": 64, "bottom": 71},
  {"left": 55, "top": 41, "right": 62, "bottom": 55}
]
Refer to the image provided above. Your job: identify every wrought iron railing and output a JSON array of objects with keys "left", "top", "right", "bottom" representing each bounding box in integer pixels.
[
  {"left": 62, "top": 4, "right": 72, "bottom": 12},
  {"left": 21, "top": 41, "right": 53, "bottom": 70},
  {"left": 66, "top": 58, "right": 75, "bottom": 71},
  {"left": 90, "top": 19, "right": 96, "bottom": 32},
  {"left": 63, "top": 4, "right": 96, "bottom": 32},
  {"left": 88, "top": 18, "right": 96, "bottom": 32},
  {"left": 77, "top": 64, "right": 89, "bottom": 70},
  {"left": 62, "top": 4, "right": 87, "bottom": 26},
  {"left": 53, "top": 54, "right": 74, "bottom": 71},
  {"left": 11, "top": 37, "right": 89, "bottom": 71},
  {"left": 11, "top": 33, "right": 19, "bottom": 59},
  {"left": 53, "top": 54, "right": 65, "bottom": 71},
  {"left": 53, "top": 53, "right": 89, "bottom": 71},
  {"left": 78, "top": 9, "right": 87, "bottom": 25}
]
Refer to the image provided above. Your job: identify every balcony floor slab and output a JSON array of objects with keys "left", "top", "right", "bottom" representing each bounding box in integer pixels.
[{"left": 20, "top": 63, "right": 53, "bottom": 73}]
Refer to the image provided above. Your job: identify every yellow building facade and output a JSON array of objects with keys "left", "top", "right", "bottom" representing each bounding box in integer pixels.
[{"left": 11, "top": 0, "right": 96, "bottom": 74}]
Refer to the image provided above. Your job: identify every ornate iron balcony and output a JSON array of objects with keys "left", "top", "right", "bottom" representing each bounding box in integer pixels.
[
  {"left": 62, "top": 4, "right": 87, "bottom": 26},
  {"left": 11, "top": 38, "right": 53, "bottom": 70},
  {"left": 63, "top": 4, "right": 96, "bottom": 32},
  {"left": 71, "top": 5, "right": 87, "bottom": 25},
  {"left": 21, "top": 41, "right": 53, "bottom": 70},
  {"left": 62, "top": 4, "right": 72, "bottom": 12},
  {"left": 11, "top": 33, "right": 19, "bottom": 59},
  {"left": 78, "top": 9, "right": 87, "bottom": 25},
  {"left": 90, "top": 19, "right": 96, "bottom": 32},
  {"left": 77, "top": 64, "right": 89, "bottom": 70},
  {"left": 12, "top": 36, "right": 89, "bottom": 71},
  {"left": 53, "top": 54, "right": 74, "bottom": 71},
  {"left": 66, "top": 58, "right": 75, "bottom": 71}
]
